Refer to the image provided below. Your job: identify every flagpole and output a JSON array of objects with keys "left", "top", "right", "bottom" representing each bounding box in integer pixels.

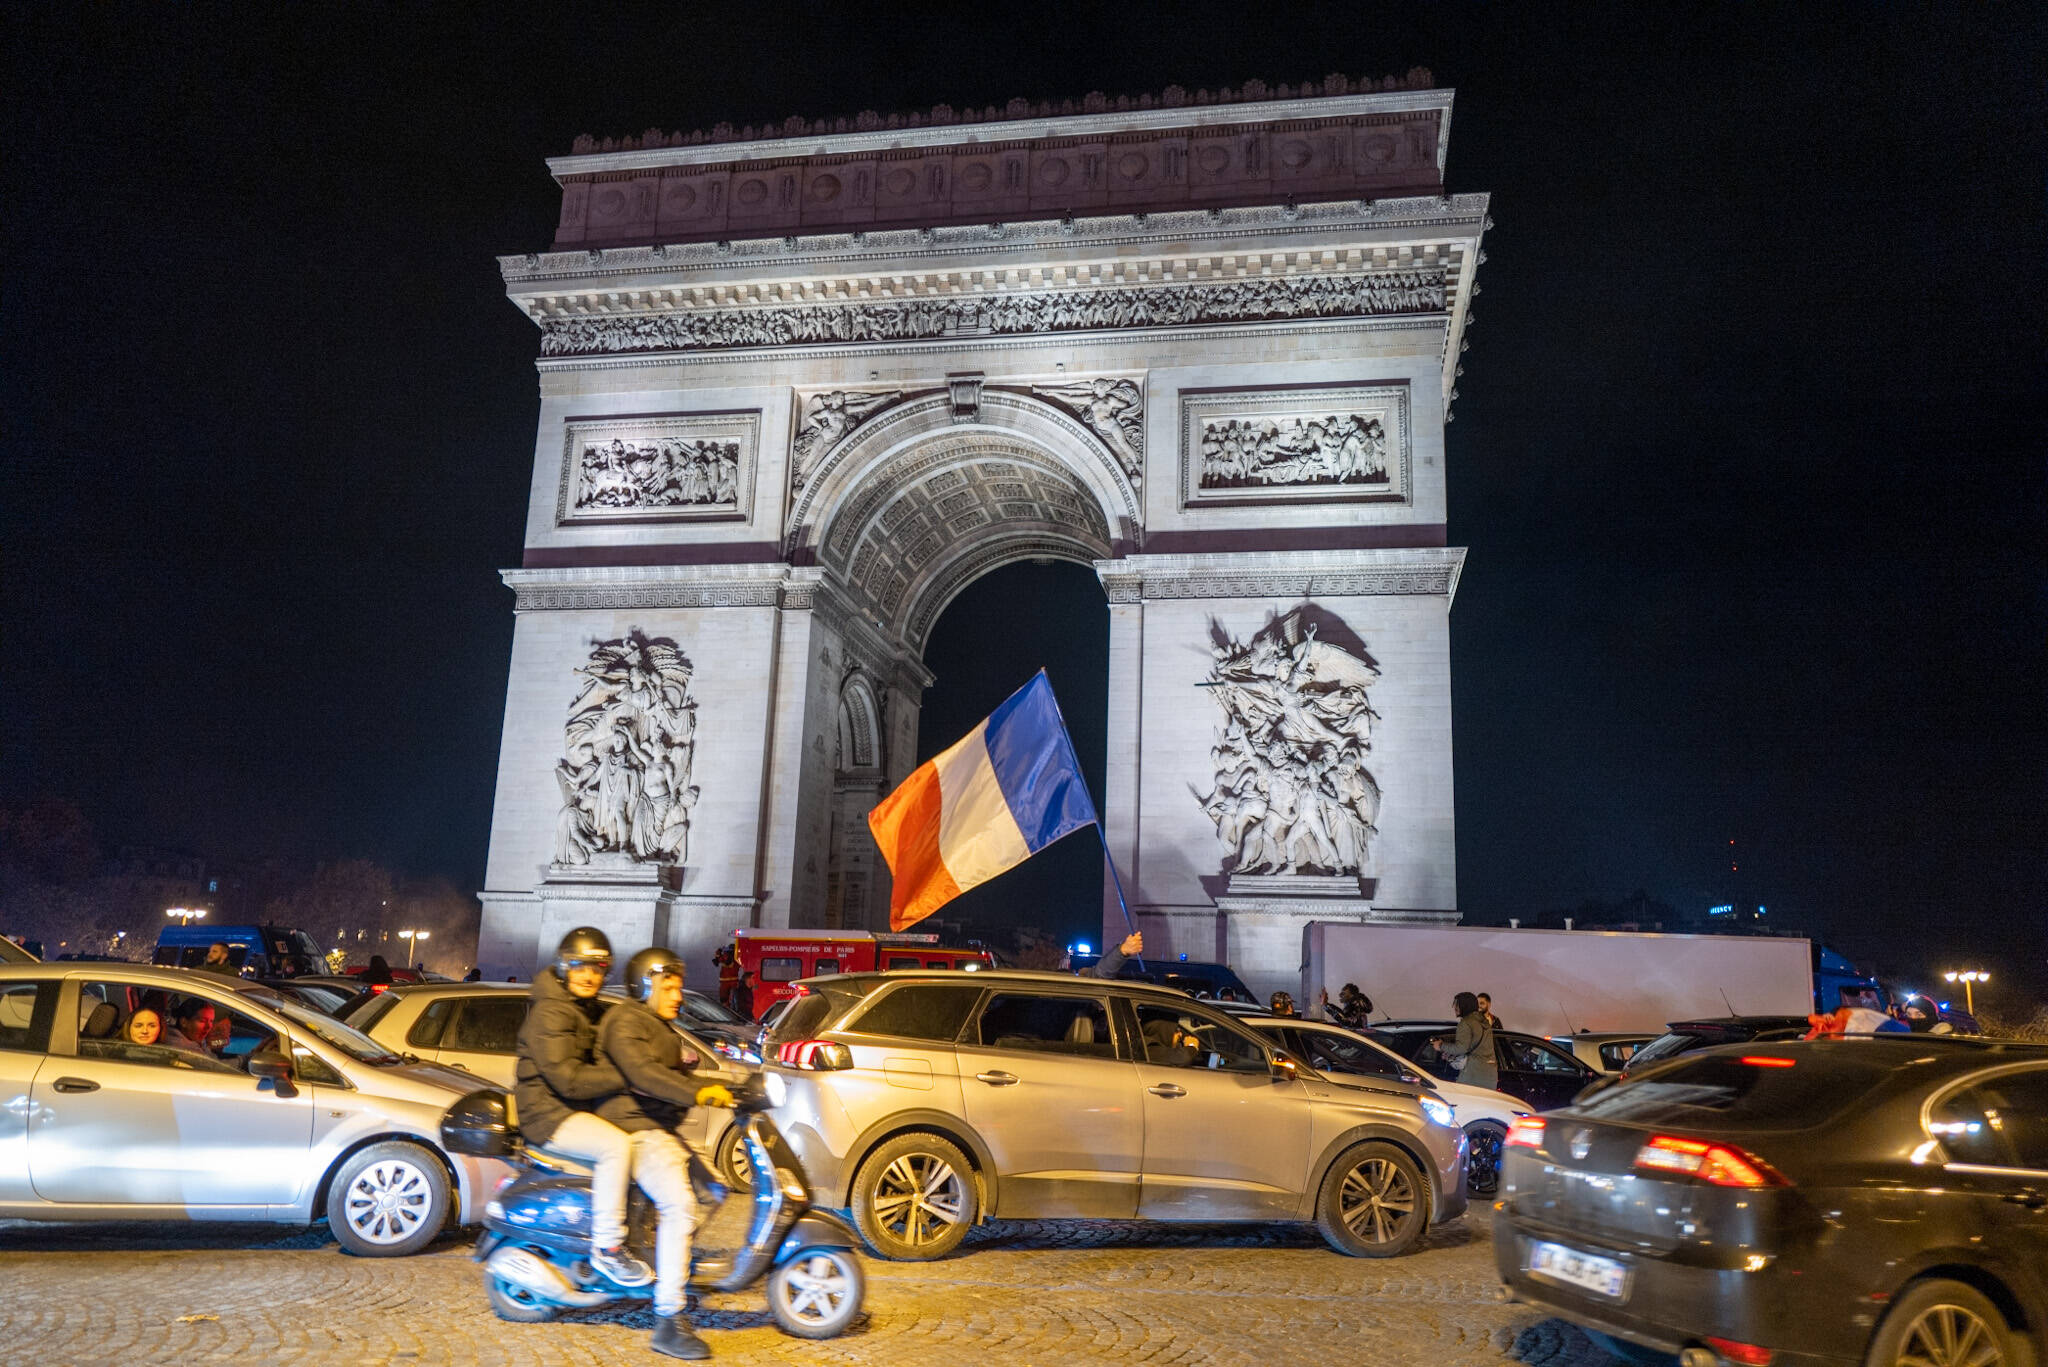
[{"left": 1033, "top": 669, "right": 1147, "bottom": 974}]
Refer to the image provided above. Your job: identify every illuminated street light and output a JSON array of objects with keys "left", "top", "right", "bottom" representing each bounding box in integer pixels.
[
  {"left": 165, "top": 907, "right": 207, "bottom": 925},
  {"left": 398, "top": 928, "right": 430, "bottom": 965},
  {"left": 1942, "top": 969, "right": 1989, "bottom": 1015}
]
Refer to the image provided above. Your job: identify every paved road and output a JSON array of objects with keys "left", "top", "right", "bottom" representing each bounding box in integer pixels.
[{"left": 0, "top": 1213, "right": 1629, "bottom": 1365}]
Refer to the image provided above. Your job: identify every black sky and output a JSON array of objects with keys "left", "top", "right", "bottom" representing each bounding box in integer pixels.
[{"left": 3, "top": 4, "right": 2042, "bottom": 975}]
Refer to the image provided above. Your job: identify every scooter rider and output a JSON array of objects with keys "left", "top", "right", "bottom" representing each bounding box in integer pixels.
[
  {"left": 598, "top": 948, "right": 735, "bottom": 1360},
  {"left": 513, "top": 926, "right": 654, "bottom": 1289}
]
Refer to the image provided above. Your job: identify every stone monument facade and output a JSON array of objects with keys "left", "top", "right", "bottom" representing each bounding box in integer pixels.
[{"left": 478, "top": 74, "right": 1486, "bottom": 993}]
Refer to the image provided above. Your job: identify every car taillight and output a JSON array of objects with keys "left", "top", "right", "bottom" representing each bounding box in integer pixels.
[
  {"left": 1738, "top": 1056, "right": 1795, "bottom": 1068},
  {"left": 1632, "top": 1135, "right": 1785, "bottom": 1188},
  {"left": 1704, "top": 1336, "right": 1775, "bottom": 1365},
  {"left": 776, "top": 1039, "right": 852, "bottom": 1070},
  {"left": 1505, "top": 1116, "right": 1546, "bottom": 1149}
]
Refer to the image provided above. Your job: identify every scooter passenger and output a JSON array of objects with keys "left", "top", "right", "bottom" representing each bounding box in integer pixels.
[
  {"left": 513, "top": 926, "right": 654, "bottom": 1290},
  {"left": 598, "top": 948, "right": 735, "bottom": 1361}
]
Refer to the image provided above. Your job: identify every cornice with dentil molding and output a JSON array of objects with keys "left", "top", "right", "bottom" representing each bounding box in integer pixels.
[{"left": 1093, "top": 547, "right": 1467, "bottom": 604}]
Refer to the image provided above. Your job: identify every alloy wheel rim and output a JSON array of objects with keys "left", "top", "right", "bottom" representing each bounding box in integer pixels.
[
  {"left": 778, "top": 1252, "right": 853, "bottom": 1323},
  {"left": 1897, "top": 1304, "right": 2004, "bottom": 1367},
  {"left": 345, "top": 1159, "right": 431, "bottom": 1244},
  {"left": 870, "top": 1152, "right": 966, "bottom": 1245},
  {"left": 1467, "top": 1128, "right": 1504, "bottom": 1196},
  {"left": 1338, "top": 1157, "right": 1416, "bottom": 1243}
]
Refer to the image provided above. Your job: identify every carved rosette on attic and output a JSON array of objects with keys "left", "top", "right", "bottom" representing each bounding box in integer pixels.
[
  {"left": 1198, "top": 608, "right": 1382, "bottom": 876},
  {"left": 1032, "top": 377, "right": 1144, "bottom": 479},
  {"left": 554, "top": 631, "right": 700, "bottom": 867},
  {"left": 791, "top": 389, "right": 904, "bottom": 490}
]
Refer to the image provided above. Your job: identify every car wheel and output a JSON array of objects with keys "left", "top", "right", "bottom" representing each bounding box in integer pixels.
[
  {"left": 1464, "top": 1120, "right": 1507, "bottom": 1199},
  {"left": 716, "top": 1121, "right": 754, "bottom": 1192},
  {"left": 848, "top": 1131, "right": 976, "bottom": 1260},
  {"left": 485, "top": 1272, "right": 558, "bottom": 1323},
  {"left": 1315, "top": 1141, "right": 1428, "bottom": 1258},
  {"left": 1864, "top": 1278, "right": 2017, "bottom": 1367},
  {"left": 767, "top": 1246, "right": 865, "bottom": 1338},
  {"left": 325, "top": 1141, "right": 450, "bottom": 1257}
]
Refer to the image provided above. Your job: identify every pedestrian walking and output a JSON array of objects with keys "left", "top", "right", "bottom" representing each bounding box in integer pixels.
[{"left": 1445, "top": 992, "right": 1498, "bottom": 1089}]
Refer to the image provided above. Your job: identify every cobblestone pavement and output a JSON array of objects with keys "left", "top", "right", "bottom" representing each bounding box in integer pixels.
[{"left": 0, "top": 1213, "right": 1635, "bottom": 1366}]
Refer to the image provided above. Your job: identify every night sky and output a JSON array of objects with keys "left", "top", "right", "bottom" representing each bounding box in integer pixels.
[{"left": 3, "top": 6, "right": 2042, "bottom": 979}]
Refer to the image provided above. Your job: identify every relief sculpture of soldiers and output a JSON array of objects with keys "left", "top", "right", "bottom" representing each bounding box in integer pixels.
[
  {"left": 1198, "top": 412, "right": 1389, "bottom": 488},
  {"left": 553, "top": 631, "right": 701, "bottom": 865},
  {"left": 574, "top": 435, "right": 740, "bottom": 510},
  {"left": 1199, "top": 608, "right": 1383, "bottom": 876}
]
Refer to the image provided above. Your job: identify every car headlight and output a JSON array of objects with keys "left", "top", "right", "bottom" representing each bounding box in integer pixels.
[
  {"left": 1420, "top": 1095, "right": 1455, "bottom": 1128},
  {"left": 764, "top": 1071, "right": 787, "bottom": 1108}
]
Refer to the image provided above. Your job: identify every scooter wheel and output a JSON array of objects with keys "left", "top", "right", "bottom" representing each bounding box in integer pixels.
[
  {"left": 485, "top": 1273, "right": 559, "bottom": 1323},
  {"left": 767, "top": 1247, "right": 865, "bottom": 1339}
]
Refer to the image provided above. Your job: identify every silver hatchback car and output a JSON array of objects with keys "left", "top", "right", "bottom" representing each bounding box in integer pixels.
[
  {"left": 0, "top": 963, "right": 510, "bottom": 1255},
  {"left": 764, "top": 969, "right": 1467, "bottom": 1260}
]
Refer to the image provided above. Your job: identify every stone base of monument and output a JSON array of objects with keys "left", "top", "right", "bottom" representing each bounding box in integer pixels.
[
  {"left": 1212, "top": 873, "right": 1457, "bottom": 1001},
  {"left": 534, "top": 858, "right": 756, "bottom": 980}
]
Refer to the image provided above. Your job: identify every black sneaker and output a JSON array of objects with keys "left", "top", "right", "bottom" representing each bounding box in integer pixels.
[
  {"left": 591, "top": 1245, "right": 654, "bottom": 1287},
  {"left": 651, "top": 1314, "right": 710, "bottom": 1360}
]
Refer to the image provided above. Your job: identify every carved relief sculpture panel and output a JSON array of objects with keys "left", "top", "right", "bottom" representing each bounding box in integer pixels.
[
  {"left": 1032, "top": 376, "right": 1144, "bottom": 479},
  {"left": 1179, "top": 382, "right": 1410, "bottom": 508},
  {"left": 554, "top": 631, "right": 700, "bottom": 866},
  {"left": 556, "top": 411, "right": 761, "bottom": 524},
  {"left": 791, "top": 389, "right": 904, "bottom": 491},
  {"left": 1197, "top": 608, "right": 1382, "bottom": 876}
]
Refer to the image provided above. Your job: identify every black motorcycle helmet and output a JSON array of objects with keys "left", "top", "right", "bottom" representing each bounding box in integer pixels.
[
  {"left": 553, "top": 926, "right": 614, "bottom": 980},
  {"left": 623, "top": 947, "right": 685, "bottom": 1002}
]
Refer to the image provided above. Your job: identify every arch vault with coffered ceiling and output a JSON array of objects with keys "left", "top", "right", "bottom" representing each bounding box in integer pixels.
[{"left": 479, "top": 74, "right": 1484, "bottom": 996}]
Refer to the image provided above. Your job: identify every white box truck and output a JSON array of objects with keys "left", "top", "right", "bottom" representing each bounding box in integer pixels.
[{"left": 1302, "top": 922, "right": 1815, "bottom": 1037}]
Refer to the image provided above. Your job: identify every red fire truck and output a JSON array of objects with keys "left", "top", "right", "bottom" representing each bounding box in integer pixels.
[{"left": 731, "top": 928, "right": 995, "bottom": 1010}]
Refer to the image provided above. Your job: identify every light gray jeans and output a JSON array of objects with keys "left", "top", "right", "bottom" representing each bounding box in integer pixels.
[
  {"left": 630, "top": 1129, "right": 698, "bottom": 1317},
  {"left": 548, "top": 1111, "right": 632, "bottom": 1250}
]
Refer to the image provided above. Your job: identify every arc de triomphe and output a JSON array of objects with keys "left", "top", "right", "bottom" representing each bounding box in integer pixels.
[{"left": 477, "top": 72, "right": 1485, "bottom": 994}]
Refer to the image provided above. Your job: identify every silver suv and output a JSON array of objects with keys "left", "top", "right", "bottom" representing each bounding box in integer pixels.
[{"left": 764, "top": 969, "right": 1467, "bottom": 1260}]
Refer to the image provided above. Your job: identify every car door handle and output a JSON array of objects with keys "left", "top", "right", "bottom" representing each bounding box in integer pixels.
[
  {"left": 1148, "top": 1083, "right": 1186, "bottom": 1098},
  {"left": 50, "top": 1077, "right": 99, "bottom": 1094},
  {"left": 2004, "top": 1190, "right": 2048, "bottom": 1211},
  {"left": 974, "top": 1071, "right": 1019, "bottom": 1086}
]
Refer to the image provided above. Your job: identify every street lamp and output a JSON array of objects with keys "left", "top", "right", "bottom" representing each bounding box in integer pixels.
[
  {"left": 1943, "top": 970, "right": 1989, "bottom": 1015},
  {"left": 399, "top": 928, "right": 430, "bottom": 966},
  {"left": 165, "top": 907, "right": 207, "bottom": 925}
]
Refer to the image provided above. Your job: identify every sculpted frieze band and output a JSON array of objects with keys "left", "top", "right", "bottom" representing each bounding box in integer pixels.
[{"left": 538, "top": 270, "right": 1444, "bottom": 356}]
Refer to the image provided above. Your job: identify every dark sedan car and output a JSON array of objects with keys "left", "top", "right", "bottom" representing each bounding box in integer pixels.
[
  {"left": 1374, "top": 1021, "right": 1598, "bottom": 1111},
  {"left": 1495, "top": 1036, "right": 2048, "bottom": 1367},
  {"left": 1617, "top": 1015, "right": 1814, "bottom": 1079}
]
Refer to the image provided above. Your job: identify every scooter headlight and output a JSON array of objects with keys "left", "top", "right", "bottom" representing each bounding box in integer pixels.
[
  {"left": 1420, "top": 1095, "right": 1455, "bottom": 1128},
  {"left": 764, "top": 1071, "right": 787, "bottom": 1108},
  {"left": 484, "top": 1198, "right": 504, "bottom": 1222}
]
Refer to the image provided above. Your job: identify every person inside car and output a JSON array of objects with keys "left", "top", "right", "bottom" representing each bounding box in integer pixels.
[
  {"left": 1268, "top": 991, "right": 1298, "bottom": 1017},
  {"left": 124, "top": 1007, "right": 164, "bottom": 1046},
  {"left": 1140, "top": 1016, "right": 1206, "bottom": 1068},
  {"left": 163, "top": 1000, "right": 219, "bottom": 1055},
  {"left": 597, "top": 948, "right": 736, "bottom": 1361},
  {"left": 513, "top": 926, "right": 653, "bottom": 1290}
]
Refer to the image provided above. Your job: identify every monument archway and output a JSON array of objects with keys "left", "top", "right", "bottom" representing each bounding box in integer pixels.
[{"left": 478, "top": 72, "right": 1485, "bottom": 997}]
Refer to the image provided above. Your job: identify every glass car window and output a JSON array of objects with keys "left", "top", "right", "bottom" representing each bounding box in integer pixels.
[
  {"left": 1299, "top": 1029, "right": 1408, "bottom": 1078},
  {"left": 763, "top": 984, "right": 868, "bottom": 1047},
  {"left": 682, "top": 994, "right": 745, "bottom": 1025},
  {"left": 447, "top": 997, "right": 527, "bottom": 1053},
  {"left": 974, "top": 993, "right": 1115, "bottom": 1056},
  {"left": 1625, "top": 1032, "right": 1700, "bottom": 1070},
  {"left": 272, "top": 1000, "right": 402, "bottom": 1063},
  {"left": 1579, "top": 1052, "right": 1899, "bottom": 1130},
  {"left": 1503, "top": 1037, "right": 1585, "bottom": 1074},
  {"left": 1937, "top": 1070, "right": 2048, "bottom": 1171},
  {"left": 76, "top": 981, "right": 281, "bottom": 1075},
  {"left": 813, "top": 957, "right": 841, "bottom": 976},
  {"left": 1598, "top": 1041, "right": 1641, "bottom": 1070},
  {"left": 0, "top": 980, "right": 57, "bottom": 1053},
  {"left": 407, "top": 997, "right": 457, "bottom": 1048},
  {"left": 885, "top": 955, "right": 921, "bottom": 970},
  {"left": 758, "top": 956, "right": 804, "bottom": 983},
  {"left": 1133, "top": 1002, "right": 1268, "bottom": 1072},
  {"left": 848, "top": 984, "right": 982, "bottom": 1042}
]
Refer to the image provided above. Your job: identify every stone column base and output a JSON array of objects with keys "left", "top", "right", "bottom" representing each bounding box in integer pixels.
[
  {"left": 533, "top": 858, "right": 758, "bottom": 986},
  {"left": 1211, "top": 873, "right": 1456, "bottom": 1001}
]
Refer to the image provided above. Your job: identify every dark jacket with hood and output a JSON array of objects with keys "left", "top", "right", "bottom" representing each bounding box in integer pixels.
[
  {"left": 595, "top": 999, "right": 702, "bottom": 1134},
  {"left": 513, "top": 967, "right": 625, "bottom": 1144}
]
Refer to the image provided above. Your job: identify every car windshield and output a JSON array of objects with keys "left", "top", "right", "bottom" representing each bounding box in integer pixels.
[
  {"left": 274, "top": 998, "right": 402, "bottom": 1063},
  {"left": 682, "top": 994, "right": 744, "bottom": 1025},
  {"left": 1627, "top": 1030, "right": 1712, "bottom": 1070}
]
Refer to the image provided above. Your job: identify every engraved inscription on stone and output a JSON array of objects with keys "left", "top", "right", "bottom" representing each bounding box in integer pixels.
[
  {"left": 557, "top": 412, "right": 759, "bottom": 524},
  {"left": 554, "top": 630, "right": 700, "bottom": 867},
  {"left": 1198, "top": 608, "right": 1382, "bottom": 876}
]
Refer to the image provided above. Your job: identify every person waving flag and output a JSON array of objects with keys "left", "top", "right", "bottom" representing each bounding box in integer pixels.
[{"left": 868, "top": 671, "right": 1099, "bottom": 931}]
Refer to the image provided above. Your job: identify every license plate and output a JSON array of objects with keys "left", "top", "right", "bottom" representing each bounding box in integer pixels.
[{"left": 1528, "top": 1240, "right": 1629, "bottom": 1299}]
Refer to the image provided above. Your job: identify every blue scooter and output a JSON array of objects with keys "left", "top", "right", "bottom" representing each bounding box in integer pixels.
[{"left": 441, "top": 1075, "right": 864, "bottom": 1339}]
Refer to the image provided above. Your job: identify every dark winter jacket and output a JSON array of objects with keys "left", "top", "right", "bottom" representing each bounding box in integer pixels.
[
  {"left": 594, "top": 1000, "right": 703, "bottom": 1134},
  {"left": 513, "top": 968, "right": 625, "bottom": 1144},
  {"left": 1084, "top": 944, "right": 1130, "bottom": 979}
]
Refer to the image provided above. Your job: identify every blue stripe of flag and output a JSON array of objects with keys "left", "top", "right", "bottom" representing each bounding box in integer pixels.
[{"left": 982, "top": 671, "right": 1099, "bottom": 852}]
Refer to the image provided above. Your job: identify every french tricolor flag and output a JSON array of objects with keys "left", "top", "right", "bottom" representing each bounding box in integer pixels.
[{"left": 867, "top": 671, "right": 1099, "bottom": 931}]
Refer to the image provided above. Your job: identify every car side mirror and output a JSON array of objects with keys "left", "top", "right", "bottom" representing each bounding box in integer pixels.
[
  {"left": 249, "top": 1051, "right": 297, "bottom": 1096},
  {"left": 1269, "top": 1049, "right": 1299, "bottom": 1083}
]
